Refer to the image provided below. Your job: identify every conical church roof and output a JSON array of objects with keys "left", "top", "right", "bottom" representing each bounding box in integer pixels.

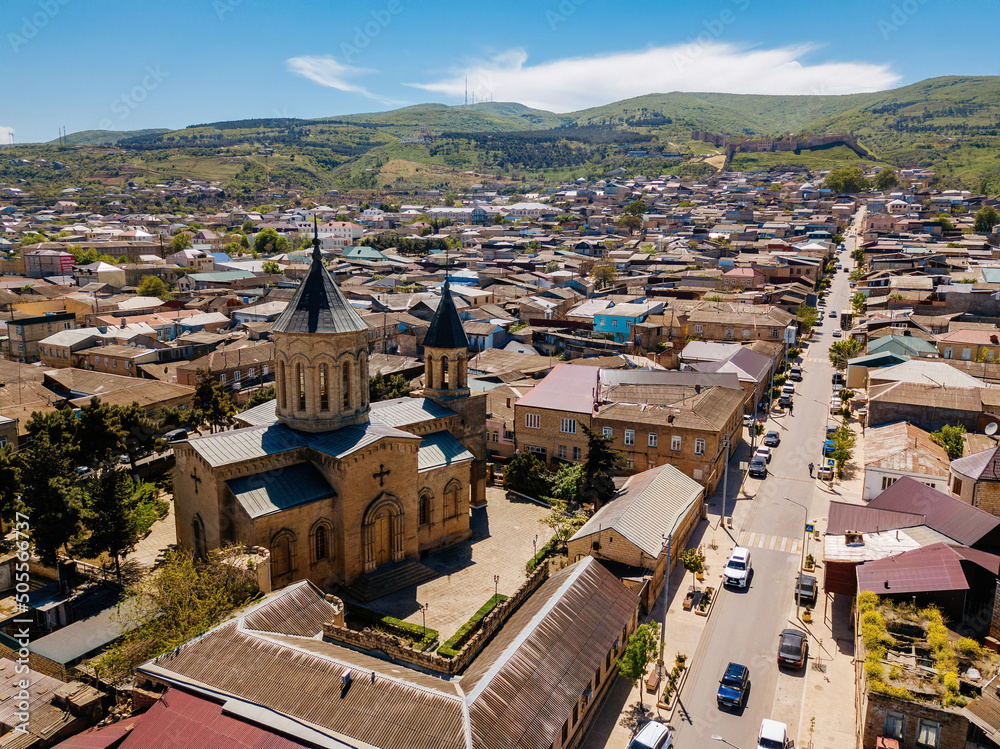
[
  {"left": 423, "top": 279, "right": 469, "bottom": 350},
  {"left": 271, "top": 227, "right": 367, "bottom": 335}
]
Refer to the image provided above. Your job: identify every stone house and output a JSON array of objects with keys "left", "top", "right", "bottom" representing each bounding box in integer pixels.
[
  {"left": 862, "top": 421, "right": 952, "bottom": 501},
  {"left": 950, "top": 445, "right": 1000, "bottom": 517}
]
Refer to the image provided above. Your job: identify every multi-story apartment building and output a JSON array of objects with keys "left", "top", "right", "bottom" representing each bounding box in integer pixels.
[{"left": 5, "top": 312, "right": 76, "bottom": 362}]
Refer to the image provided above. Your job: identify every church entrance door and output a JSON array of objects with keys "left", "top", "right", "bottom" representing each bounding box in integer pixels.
[{"left": 373, "top": 509, "right": 392, "bottom": 567}]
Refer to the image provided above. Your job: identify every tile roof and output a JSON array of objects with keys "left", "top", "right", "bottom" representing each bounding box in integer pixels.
[
  {"left": 570, "top": 464, "right": 704, "bottom": 558},
  {"left": 226, "top": 462, "right": 335, "bottom": 519}
]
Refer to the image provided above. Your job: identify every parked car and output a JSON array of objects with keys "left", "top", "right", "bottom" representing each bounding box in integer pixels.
[
  {"left": 757, "top": 718, "right": 794, "bottom": 749},
  {"left": 754, "top": 446, "right": 772, "bottom": 463},
  {"left": 164, "top": 428, "right": 189, "bottom": 442},
  {"left": 832, "top": 372, "right": 845, "bottom": 386},
  {"left": 781, "top": 383, "right": 795, "bottom": 396},
  {"left": 777, "top": 628, "right": 809, "bottom": 669},
  {"left": 826, "top": 424, "right": 838, "bottom": 436},
  {"left": 817, "top": 462, "right": 834, "bottom": 480},
  {"left": 778, "top": 393, "right": 793, "bottom": 407},
  {"left": 830, "top": 397, "right": 842, "bottom": 411},
  {"left": 717, "top": 662, "right": 750, "bottom": 709},
  {"left": 795, "top": 574, "right": 818, "bottom": 606},
  {"left": 723, "top": 547, "right": 752, "bottom": 588},
  {"left": 832, "top": 329, "right": 842, "bottom": 338},
  {"left": 763, "top": 430, "right": 780, "bottom": 447},
  {"left": 749, "top": 456, "right": 768, "bottom": 479},
  {"left": 788, "top": 365, "right": 802, "bottom": 381},
  {"left": 628, "top": 719, "right": 674, "bottom": 749},
  {"left": 743, "top": 414, "right": 755, "bottom": 427},
  {"left": 76, "top": 466, "right": 93, "bottom": 479}
]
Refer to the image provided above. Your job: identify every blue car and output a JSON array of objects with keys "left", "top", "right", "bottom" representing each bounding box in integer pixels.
[
  {"left": 823, "top": 439, "right": 835, "bottom": 456},
  {"left": 717, "top": 662, "right": 750, "bottom": 709}
]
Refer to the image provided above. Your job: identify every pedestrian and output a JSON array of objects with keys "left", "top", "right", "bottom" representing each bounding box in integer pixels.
[
  {"left": 808, "top": 462, "right": 814, "bottom": 478},
  {"left": 788, "top": 401, "right": 793, "bottom": 416}
]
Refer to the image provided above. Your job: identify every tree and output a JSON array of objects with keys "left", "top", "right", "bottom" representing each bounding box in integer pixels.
[
  {"left": 82, "top": 467, "right": 143, "bottom": 581},
  {"left": 544, "top": 260, "right": 559, "bottom": 273},
  {"left": 936, "top": 214, "right": 955, "bottom": 232},
  {"left": 831, "top": 424, "right": 856, "bottom": 480},
  {"left": 680, "top": 547, "right": 706, "bottom": 592},
  {"left": 242, "top": 219, "right": 255, "bottom": 233},
  {"left": 170, "top": 232, "right": 193, "bottom": 252},
  {"left": 0, "top": 445, "right": 21, "bottom": 524},
  {"left": 619, "top": 214, "right": 642, "bottom": 234},
  {"left": 136, "top": 275, "right": 171, "bottom": 300},
  {"left": 193, "top": 370, "right": 236, "bottom": 434},
  {"left": 829, "top": 338, "right": 863, "bottom": 370},
  {"left": 581, "top": 426, "right": 621, "bottom": 509},
  {"left": 504, "top": 451, "right": 551, "bottom": 499},
  {"left": 252, "top": 227, "right": 291, "bottom": 256},
  {"left": 261, "top": 260, "right": 282, "bottom": 275},
  {"left": 930, "top": 424, "right": 966, "bottom": 461},
  {"left": 851, "top": 247, "right": 865, "bottom": 265},
  {"left": 117, "top": 402, "right": 162, "bottom": 470},
  {"left": 616, "top": 622, "right": 660, "bottom": 710},
  {"left": 242, "top": 385, "right": 275, "bottom": 411},
  {"left": 542, "top": 499, "right": 587, "bottom": 550},
  {"left": 592, "top": 262, "right": 617, "bottom": 288},
  {"left": 623, "top": 199, "right": 649, "bottom": 216},
  {"left": 369, "top": 373, "right": 412, "bottom": 403},
  {"left": 873, "top": 169, "right": 899, "bottom": 191},
  {"left": 797, "top": 305, "right": 817, "bottom": 335},
  {"left": 851, "top": 291, "right": 866, "bottom": 314},
  {"left": 77, "top": 399, "right": 126, "bottom": 468},
  {"left": 824, "top": 166, "right": 870, "bottom": 194},
  {"left": 549, "top": 463, "right": 585, "bottom": 504},
  {"left": 19, "top": 436, "right": 84, "bottom": 564},
  {"left": 973, "top": 205, "right": 1000, "bottom": 233}
]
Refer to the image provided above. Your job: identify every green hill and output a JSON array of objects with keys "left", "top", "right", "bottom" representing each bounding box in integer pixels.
[{"left": 5, "top": 76, "right": 1000, "bottom": 197}]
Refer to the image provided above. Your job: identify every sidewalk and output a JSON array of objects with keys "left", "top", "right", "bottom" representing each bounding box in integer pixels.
[{"left": 124, "top": 494, "right": 177, "bottom": 569}]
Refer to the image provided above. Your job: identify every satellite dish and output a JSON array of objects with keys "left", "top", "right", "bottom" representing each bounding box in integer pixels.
[{"left": 986, "top": 422, "right": 998, "bottom": 437}]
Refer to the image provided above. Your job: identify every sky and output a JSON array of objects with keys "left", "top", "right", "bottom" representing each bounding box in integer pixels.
[{"left": 1, "top": 0, "right": 996, "bottom": 143}]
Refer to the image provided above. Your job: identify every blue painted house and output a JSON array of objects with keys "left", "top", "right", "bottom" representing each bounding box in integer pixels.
[{"left": 593, "top": 301, "right": 662, "bottom": 343}]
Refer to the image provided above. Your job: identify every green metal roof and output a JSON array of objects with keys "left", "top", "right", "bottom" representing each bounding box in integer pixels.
[
  {"left": 417, "top": 430, "right": 474, "bottom": 472},
  {"left": 226, "top": 462, "right": 334, "bottom": 519}
]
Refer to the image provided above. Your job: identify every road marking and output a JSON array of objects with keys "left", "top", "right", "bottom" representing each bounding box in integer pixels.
[{"left": 737, "top": 531, "right": 802, "bottom": 556}]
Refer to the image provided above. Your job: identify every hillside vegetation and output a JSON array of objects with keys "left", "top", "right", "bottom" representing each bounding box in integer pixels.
[{"left": 4, "top": 76, "right": 1000, "bottom": 197}]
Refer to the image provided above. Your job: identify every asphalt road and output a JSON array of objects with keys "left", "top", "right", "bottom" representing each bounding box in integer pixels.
[{"left": 672, "top": 216, "right": 861, "bottom": 748}]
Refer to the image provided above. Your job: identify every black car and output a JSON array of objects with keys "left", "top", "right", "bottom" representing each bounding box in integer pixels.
[
  {"left": 717, "top": 662, "right": 750, "bottom": 709},
  {"left": 749, "top": 456, "right": 767, "bottom": 478},
  {"left": 795, "top": 574, "right": 818, "bottom": 606},
  {"left": 763, "top": 430, "right": 780, "bottom": 447},
  {"left": 777, "top": 628, "right": 809, "bottom": 669}
]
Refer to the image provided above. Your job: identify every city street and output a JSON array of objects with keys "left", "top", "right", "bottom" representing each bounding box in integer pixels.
[{"left": 669, "top": 212, "right": 862, "bottom": 748}]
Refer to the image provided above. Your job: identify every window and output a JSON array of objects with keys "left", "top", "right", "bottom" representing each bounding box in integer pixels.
[
  {"left": 743, "top": 329, "right": 750, "bottom": 338},
  {"left": 419, "top": 493, "right": 430, "bottom": 526},
  {"left": 881, "top": 476, "right": 898, "bottom": 491},
  {"left": 526, "top": 445, "right": 546, "bottom": 456},
  {"left": 342, "top": 362, "right": 351, "bottom": 408},
  {"left": 299, "top": 364, "right": 306, "bottom": 409},
  {"left": 603, "top": 427, "right": 612, "bottom": 438},
  {"left": 943, "top": 347, "right": 953, "bottom": 359},
  {"left": 278, "top": 361, "right": 286, "bottom": 409},
  {"left": 319, "top": 364, "right": 328, "bottom": 411},
  {"left": 883, "top": 711, "right": 904, "bottom": 739},
  {"left": 611, "top": 319, "right": 617, "bottom": 328},
  {"left": 219, "top": 373, "right": 226, "bottom": 384},
  {"left": 624, "top": 430, "right": 635, "bottom": 446},
  {"left": 233, "top": 368, "right": 240, "bottom": 381},
  {"left": 952, "top": 477, "right": 963, "bottom": 496},
  {"left": 915, "top": 718, "right": 940, "bottom": 748},
  {"left": 561, "top": 722, "right": 568, "bottom": 744},
  {"left": 573, "top": 446, "right": 581, "bottom": 461},
  {"left": 694, "top": 325, "right": 703, "bottom": 336},
  {"left": 725, "top": 328, "right": 734, "bottom": 339},
  {"left": 312, "top": 524, "right": 328, "bottom": 562},
  {"left": 961, "top": 347, "right": 972, "bottom": 361},
  {"left": 648, "top": 432, "right": 657, "bottom": 448},
  {"left": 560, "top": 418, "right": 577, "bottom": 434},
  {"left": 671, "top": 435, "right": 681, "bottom": 451},
  {"left": 491, "top": 431, "right": 498, "bottom": 442},
  {"left": 525, "top": 413, "right": 540, "bottom": 429},
  {"left": 262, "top": 364, "right": 269, "bottom": 376},
  {"left": 558, "top": 444, "right": 567, "bottom": 459},
  {"left": 506, "top": 398, "right": 511, "bottom": 408},
  {"left": 695, "top": 438, "right": 705, "bottom": 455},
  {"left": 771, "top": 328, "right": 780, "bottom": 338},
  {"left": 248, "top": 367, "right": 255, "bottom": 379}
]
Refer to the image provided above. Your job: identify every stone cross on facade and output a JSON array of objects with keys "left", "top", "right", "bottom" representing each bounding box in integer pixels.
[
  {"left": 373, "top": 464, "right": 391, "bottom": 487},
  {"left": 190, "top": 467, "right": 202, "bottom": 494}
]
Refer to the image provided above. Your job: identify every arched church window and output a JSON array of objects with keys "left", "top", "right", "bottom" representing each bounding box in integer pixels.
[
  {"left": 192, "top": 515, "right": 206, "bottom": 559},
  {"left": 342, "top": 361, "right": 351, "bottom": 409},
  {"left": 419, "top": 492, "right": 431, "bottom": 526},
  {"left": 319, "top": 364, "right": 328, "bottom": 411},
  {"left": 311, "top": 521, "right": 331, "bottom": 563},
  {"left": 297, "top": 364, "right": 305, "bottom": 410},
  {"left": 278, "top": 360, "right": 286, "bottom": 409},
  {"left": 443, "top": 356, "right": 450, "bottom": 388},
  {"left": 271, "top": 530, "right": 295, "bottom": 576},
  {"left": 445, "top": 481, "right": 462, "bottom": 520}
]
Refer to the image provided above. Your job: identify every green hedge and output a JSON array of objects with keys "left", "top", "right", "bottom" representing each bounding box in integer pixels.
[
  {"left": 345, "top": 603, "right": 439, "bottom": 651},
  {"left": 525, "top": 538, "right": 556, "bottom": 574},
  {"left": 438, "top": 594, "right": 509, "bottom": 658}
]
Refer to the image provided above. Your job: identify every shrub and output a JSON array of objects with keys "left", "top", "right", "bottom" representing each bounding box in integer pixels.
[
  {"left": 346, "top": 604, "right": 439, "bottom": 651},
  {"left": 943, "top": 671, "right": 960, "bottom": 694},
  {"left": 865, "top": 659, "right": 884, "bottom": 682},
  {"left": 869, "top": 681, "right": 913, "bottom": 700},
  {"left": 437, "top": 595, "right": 509, "bottom": 658},
  {"left": 889, "top": 665, "right": 902, "bottom": 680},
  {"left": 860, "top": 609, "right": 885, "bottom": 628},
  {"left": 927, "top": 624, "right": 949, "bottom": 652},
  {"left": 525, "top": 538, "right": 555, "bottom": 574},
  {"left": 957, "top": 637, "right": 982, "bottom": 657},
  {"left": 857, "top": 591, "right": 879, "bottom": 612}
]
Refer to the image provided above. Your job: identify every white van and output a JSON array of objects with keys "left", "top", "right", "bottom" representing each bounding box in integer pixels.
[
  {"left": 781, "top": 382, "right": 795, "bottom": 396},
  {"left": 757, "top": 718, "right": 793, "bottom": 749},
  {"left": 628, "top": 720, "right": 673, "bottom": 749}
]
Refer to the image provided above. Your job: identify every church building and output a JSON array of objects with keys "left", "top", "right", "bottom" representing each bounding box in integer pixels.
[{"left": 172, "top": 228, "right": 487, "bottom": 595}]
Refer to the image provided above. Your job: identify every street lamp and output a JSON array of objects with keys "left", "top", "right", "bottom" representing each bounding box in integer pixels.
[
  {"left": 493, "top": 575, "right": 500, "bottom": 606},
  {"left": 420, "top": 602, "right": 429, "bottom": 637},
  {"left": 784, "top": 496, "right": 808, "bottom": 618},
  {"left": 711, "top": 736, "right": 741, "bottom": 749}
]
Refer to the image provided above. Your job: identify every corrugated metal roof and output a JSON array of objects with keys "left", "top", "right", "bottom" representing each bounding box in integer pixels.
[
  {"left": 460, "top": 558, "right": 639, "bottom": 749},
  {"left": 869, "top": 477, "right": 1000, "bottom": 547},
  {"left": 868, "top": 359, "right": 987, "bottom": 388},
  {"left": 856, "top": 543, "right": 978, "bottom": 595},
  {"left": 243, "top": 581, "right": 338, "bottom": 636},
  {"left": 952, "top": 445, "right": 1000, "bottom": 481},
  {"left": 418, "top": 431, "right": 474, "bottom": 472},
  {"left": 51, "top": 721, "right": 134, "bottom": 749},
  {"left": 235, "top": 398, "right": 278, "bottom": 427},
  {"left": 370, "top": 397, "right": 455, "bottom": 428},
  {"left": 826, "top": 500, "right": 924, "bottom": 536},
  {"left": 570, "top": 464, "right": 704, "bottom": 558},
  {"left": 227, "top": 463, "right": 334, "bottom": 519},
  {"left": 863, "top": 421, "right": 950, "bottom": 476},
  {"left": 309, "top": 423, "right": 419, "bottom": 460},
  {"left": 516, "top": 363, "right": 599, "bottom": 415},
  {"left": 0, "top": 657, "right": 64, "bottom": 729}
]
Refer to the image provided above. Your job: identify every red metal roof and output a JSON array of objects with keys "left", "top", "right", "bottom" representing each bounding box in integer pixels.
[
  {"left": 515, "top": 362, "right": 599, "bottom": 415},
  {"left": 51, "top": 722, "right": 133, "bottom": 749},
  {"left": 869, "top": 477, "right": 1000, "bottom": 547},
  {"left": 856, "top": 542, "right": 1000, "bottom": 595},
  {"left": 118, "top": 688, "right": 315, "bottom": 749},
  {"left": 826, "top": 501, "right": 924, "bottom": 536}
]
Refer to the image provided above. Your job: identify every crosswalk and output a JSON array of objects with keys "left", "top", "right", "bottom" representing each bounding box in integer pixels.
[
  {"left": 736, "top": 531, "right": 803, "bottom": 555},
  {"left": 803, "top": 356, "right": 826, "bottom": 363}
]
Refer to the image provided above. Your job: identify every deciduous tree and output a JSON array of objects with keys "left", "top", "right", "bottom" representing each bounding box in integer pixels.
[
  {"left": 136, "top": 275, "right": 171, "bottom": 299},
  {"left": 930, "top": 424, "right": 966, "bottom": 461},
  {"left": 616, "top": 622, "right": 660, "bottom": 710},
  {"left": 824, "top": 166, "right": 870, "bottom": 194},
  {"left": 873, "top": 169, "right": 899, "bottom": 191},
  {"left": 828, "top": 338, "right": 863, "bottom": 370},
  {"left": 974, "top": 205, "right": 1000, "bottom": 233}
]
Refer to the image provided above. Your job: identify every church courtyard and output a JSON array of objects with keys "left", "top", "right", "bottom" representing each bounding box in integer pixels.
[{"left": 351, "top": 487, "right": 554, "bottom": 638}]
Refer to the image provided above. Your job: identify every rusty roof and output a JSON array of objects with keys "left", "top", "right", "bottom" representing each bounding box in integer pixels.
[
  {"left": 869, "top": 477, "right": 1000, "bottom": 547},
  {"left": 862, "top": 421, "right": 951, "bottom": 477}
]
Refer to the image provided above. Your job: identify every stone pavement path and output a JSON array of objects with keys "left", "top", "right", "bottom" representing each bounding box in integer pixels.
[
  {"left": 363, "top": 487, "right": 553, "bottom": 637},
  {"left": 123, "top": 494, "right": 177, "bottom": 569}
]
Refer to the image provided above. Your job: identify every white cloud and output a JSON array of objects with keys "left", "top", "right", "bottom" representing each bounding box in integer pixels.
[
  {"left": 0, "top": 125, "right": 13, "bottom": 144},
  {"left": 406, "top": 44, "right": 901, "bottom": 111},
  {"left": 286, "top": 55, "right": 384, "bottom": 101}
]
